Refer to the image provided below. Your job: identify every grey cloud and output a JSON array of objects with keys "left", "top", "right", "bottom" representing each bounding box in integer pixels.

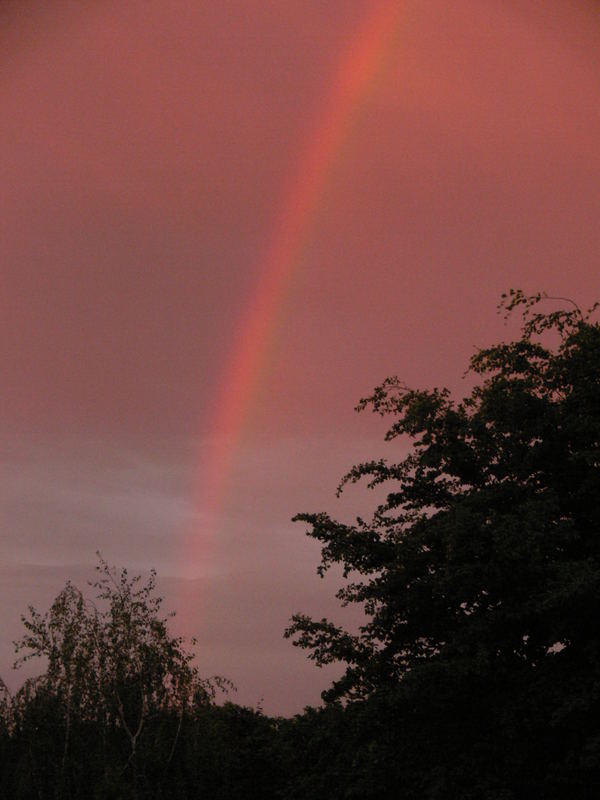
[{"left": 0, "top": 432, "right": 382, "bottom": 714}]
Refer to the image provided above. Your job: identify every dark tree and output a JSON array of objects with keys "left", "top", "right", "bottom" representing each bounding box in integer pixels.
[
  {"left": 2, "top": 560, "right": 289, "bottom": 799},
  {"left": 8, "top": 556, "right": 231, "bottom": 799},
  {"left": 286, "top": 291, "right": 600, "bottom": 795}
]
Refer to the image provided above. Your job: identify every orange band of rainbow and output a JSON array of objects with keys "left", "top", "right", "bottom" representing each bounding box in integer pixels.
[{"left": 190, "top": 0, "right": 403, "bottom": 569}]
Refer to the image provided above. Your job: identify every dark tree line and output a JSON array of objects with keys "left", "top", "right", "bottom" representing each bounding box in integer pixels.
[{"left": 2, "top": 292, "right": 600, "bottom": 798}]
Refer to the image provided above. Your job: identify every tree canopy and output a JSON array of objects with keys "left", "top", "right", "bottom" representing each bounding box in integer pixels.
[
  {"left": 287, "top": 291, "right": 600, "bottom": 705},
  {"left": 281, "top": 291, "right": 600, "bottom": 795},
  {"left": 6, "top": 556, "right": 233, "bottom": 799}
]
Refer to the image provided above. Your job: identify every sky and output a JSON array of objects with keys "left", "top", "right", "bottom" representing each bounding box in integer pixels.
[{"left": 2, "top": 0, "right": 600, "bottom": 715}]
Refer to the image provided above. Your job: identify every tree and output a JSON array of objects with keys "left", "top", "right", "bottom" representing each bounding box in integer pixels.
[
  {"left": 11, "top": 555, "right": 230, "bottom": 798},
  {"left": 286, "top": 289, "right": 600, "bottom": 690},
  {"left": 285, "top": 291, "right": 600, "bottom": 794}
]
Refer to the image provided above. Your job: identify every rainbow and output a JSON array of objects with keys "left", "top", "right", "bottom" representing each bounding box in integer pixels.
[{"left": 190, "top": 0, "right": 404, "bottom": 569}]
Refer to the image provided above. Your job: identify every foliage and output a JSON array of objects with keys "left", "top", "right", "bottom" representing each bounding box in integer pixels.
[
  {"left": 6, "top": 555, "right": 232, "bottom": 798},
  {"left": 284, "top": 291, "right": 600, "bottom": 794},
  {"left": 1, "top": 558, "right": 288, "bottom": 799},
  {"left": 14, "top": 554, "right": 225, "bottom": 710},
  {"left": 286, "top": 290, "right": 600, "bottom": 702}
]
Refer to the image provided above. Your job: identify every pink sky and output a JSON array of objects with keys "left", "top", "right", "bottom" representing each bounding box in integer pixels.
[{"left": 2, "top": 0, "right": 600, "bottom": 715}]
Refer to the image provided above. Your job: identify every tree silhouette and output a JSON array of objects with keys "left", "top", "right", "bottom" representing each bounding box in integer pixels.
[
  {"left": 287, "top": 289, "right": 600, "bottom": 693},
  {"left": 10, "top": 555, "right": 231, "bottom": 798},
  {"left": 284, "top": 291, "right": 600, "bottom": 794}
]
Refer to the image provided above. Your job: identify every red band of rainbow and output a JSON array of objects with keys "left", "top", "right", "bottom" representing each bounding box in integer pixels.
[{"left": 189, "top": 0, "right": 403, "bottom": 573}]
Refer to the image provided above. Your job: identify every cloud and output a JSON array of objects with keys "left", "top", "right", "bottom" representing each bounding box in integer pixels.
[{"left": 0, "top": 431, "right": 383, "bottom": 714}]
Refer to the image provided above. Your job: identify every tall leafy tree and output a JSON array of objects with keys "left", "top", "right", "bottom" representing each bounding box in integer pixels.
[
  {"left": 284, "top": 291, "right": 600, "bottom": 795},
  {"left": 286, "top": 291, "right": 600, "bottom": 707}
]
